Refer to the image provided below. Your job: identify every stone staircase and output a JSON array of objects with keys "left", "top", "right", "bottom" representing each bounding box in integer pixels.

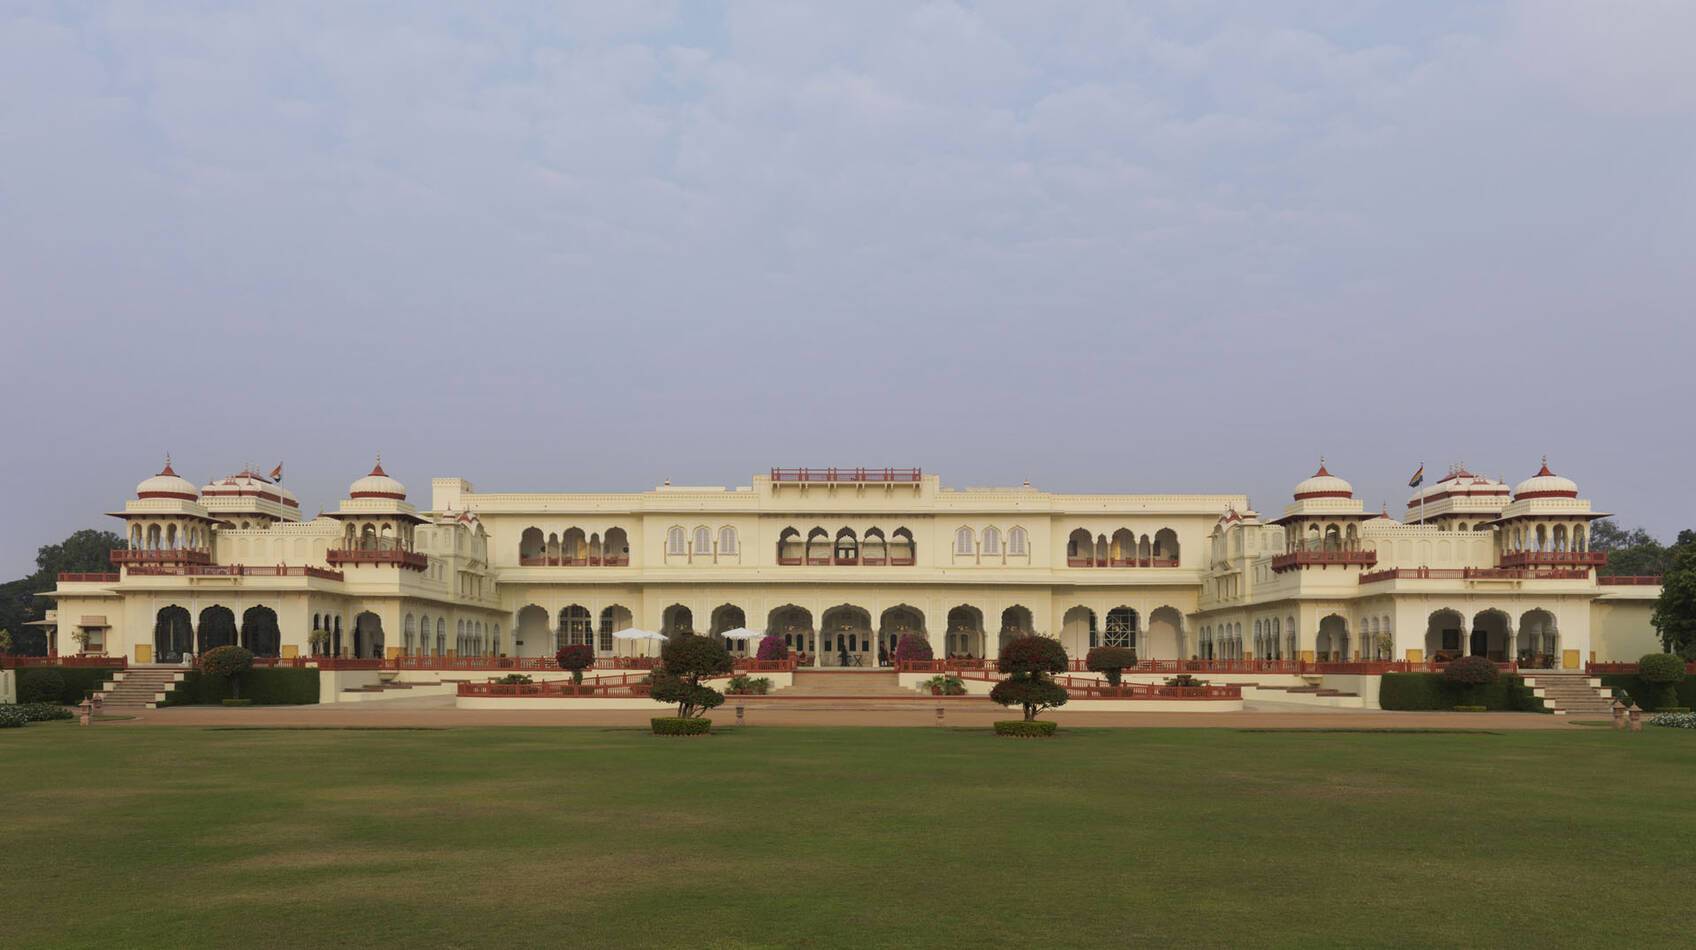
[
  {"left": 773, "top": 671, "right": 918, "bottom": 698},
  {"left": 1521, "top": 671, "right": 1614, "bottom": 716},
  {"left": 96, "top": 668, "right": 187, "bottom": 709}
]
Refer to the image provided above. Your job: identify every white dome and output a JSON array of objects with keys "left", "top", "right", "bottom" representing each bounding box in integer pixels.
[
  {"left": 1293, "top": 463, "right": 1353, "bottom": 500},
  {"left": 136, "top": 459, "right": 199, "bottom": 500},
  {"left": 349, "top": 459, "right": 407, "bottom": 500},
  {"left": 1513, "top": 459, "right": 1578, "bottom": 500}
]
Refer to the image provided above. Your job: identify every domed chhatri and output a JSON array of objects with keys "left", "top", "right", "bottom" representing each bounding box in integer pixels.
[
  {"left": 134, "top": 455, "right": 200, "bottom": 501},
  {"left": 1292, "top": 460, "right": 1353, "bottom": 500},
  {"left": 349, "top": 456, "right": 408, "bottom": 500},
  {"left": 1512, "top": 457, "right": 1580, "bottom": 501}
]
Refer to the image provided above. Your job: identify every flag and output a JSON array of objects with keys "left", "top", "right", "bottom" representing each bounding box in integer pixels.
[
  {"left": 1408, "top": 464, "right": 1424, "bottom": 488},
  {"left": 269, "top": 462, "right": 284, "bottom": 483}
]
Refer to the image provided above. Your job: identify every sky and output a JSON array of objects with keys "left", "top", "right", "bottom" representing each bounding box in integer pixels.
[{"left": 3, "top": 0, "right": 1694, "bottom": 577}]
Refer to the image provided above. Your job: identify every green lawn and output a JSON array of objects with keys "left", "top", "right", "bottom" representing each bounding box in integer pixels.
[{"left": 5, "top": 724, "right": 1693, "bottom": 949}]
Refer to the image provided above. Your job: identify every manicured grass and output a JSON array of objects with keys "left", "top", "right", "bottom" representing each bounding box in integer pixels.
[{"left": 4, "top": 724, "right": 1693, "bottom": 948}]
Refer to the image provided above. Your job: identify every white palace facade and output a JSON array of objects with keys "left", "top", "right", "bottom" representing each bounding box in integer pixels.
[{"left": 43, "top": 459, "right": 1665, "bottom": 671}]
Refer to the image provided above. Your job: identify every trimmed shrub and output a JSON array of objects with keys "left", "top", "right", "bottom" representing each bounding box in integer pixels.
[
  {"left": 1379, "top": 673, "right": 1545, "bottom": 712},
  {"left": 0, "top": 706, "right": 25, "bottom": 728},
  {"left": 17, "top": 668, "right": 67, "bottom": 705},
  {"left": 893, "top": 633, "right": 933, "bottom": 664},
  {"left": 200, "top": 645, "right": 255, "bottom": 699},
  {"left": 1597, "top": 674, "right": 1696, "bottom": 712},
  {"left": 1085, "top": 646, "right": 1138, "bottom": 686},
  {"left": 1638, "top": 653, "right": 1687, "bottom": 711},
  {"left": 555, "top": 644, "right": 594, "bottom": 684},
  {"left": 651, "top": 635, "right": 732, "bottom": 718},
  {"left": 221, "top": 698, "right": 253, "bottom": 706},
  {"left": 651, "top": 717, "right": 711, "bottom": 736},
  {"left": 994, "top": 720, "right": 1057, "bottom": 738},
  {"left": 158, "top": 668, "right": 319, "bottom": 706},
  {"left": 1453, "top": 705, "right": 1487, "bottom": 712},
  {"left": 16, "top": 667, "right": 120, "bottom": 705},
  {"left": 755, "top": 636, "right": 787, "bottom": 661},
  {"left": 494, "top": 673, "right": 533, "bottom": 685},
  {"left": 1164, "top": 673, "right": 1206, "bottom": 689},
  {"left": 998, "top": 636, "right": 1068, "bottom": 676}
]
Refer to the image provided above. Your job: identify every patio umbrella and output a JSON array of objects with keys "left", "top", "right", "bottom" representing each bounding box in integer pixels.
[{"left": 611, "top": 628, "right": 668, "bottom": 659}]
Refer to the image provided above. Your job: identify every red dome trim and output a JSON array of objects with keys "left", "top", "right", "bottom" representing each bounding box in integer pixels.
[
  {"left": 1293, "top": 490, "right": 1353, "bottom": 500},
  {"left": 1514, "top": 489, "right": 1579, "bottom": 500},
  {"left": 350, "top": 490, "right": 407, "bottom": 500},
  {"left": 137, "top": 490, "right": 199, "bottom": 501}
]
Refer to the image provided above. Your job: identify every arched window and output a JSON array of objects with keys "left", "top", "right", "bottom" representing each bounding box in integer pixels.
[
  {"left": 1007, "top": 526, "right": 1027, "bottom": 557},
  {"left": 666, "top": 526, "right": 686, "bottom": 556},
  {"left": 982, "top": 527, "right": 1002, "bottom": 556},
  {"left": 693, "top": 525, "right": 711, "bottom": 554},
  {"left": 718, "top": 526, "right": 738, "bottom": 555},
  {"left": 954, "top": 527, "right": 975, "bottom": 556}
]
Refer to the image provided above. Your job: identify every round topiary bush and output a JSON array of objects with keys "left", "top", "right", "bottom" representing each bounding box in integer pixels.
[
  {"left": 755, "top": 635, "right": 787, "bottom": 661},
  {"left": 1442, "top": 655, "right": 1498, "bottom": 708},
  {"left": 200, "top": 645, "right": 255, "bottom": 701},
  {"left": 1085, "top": 646, "right": 1138, "bottom": 686},
  {"left": 17, "top": 668, "right": 67, "bottom": 705},
  {"left": 1638, "top": 652, "right": 1688, "bottom": 710},
  {"left": 651, "top": 717, "right": 711, "bottom": 736},
  {"left": 991, "top": 635, "right": 1070, "bottom": 723},
  {"left": 893, "top": 633, "right": 933, "bottom": 664},
  {"left": 555, "top": 644, "right": 594, "bottom": 684}
]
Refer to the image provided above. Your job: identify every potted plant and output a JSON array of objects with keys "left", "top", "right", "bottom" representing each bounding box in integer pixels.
[
  {"left": 725, "top": 674, "right": 772, "bottom": 695},
  {"left": 918, "top": 673, "right": 966, "bottom": 696},
  {"left": 307, "top": 630, "right": 330, "bottom": 656}
]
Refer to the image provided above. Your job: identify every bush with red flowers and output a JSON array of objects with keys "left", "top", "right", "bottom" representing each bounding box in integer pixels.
[{"left": 555, "top": 644, "right": 595, "bottom": 684}]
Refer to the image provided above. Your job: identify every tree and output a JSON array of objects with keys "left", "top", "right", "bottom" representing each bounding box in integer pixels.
[
  {"left": 1085, "top": 646, "right": 1138, "bottom": 686},
  {"left": 1442, "top": 655, "right": 1499, "bottom": 707},
  {"left": 1653, "top": 544, "right": 1696, "bottom": 655},
  {"left": 555, "top": 644, "right": 594, "bottom": 685},
  {"left": 649, "top": 634, "right": 732, "bottom": 718},
  {"left": 200, "top": 645, "right": 255, "bottom": 700},
  {"left": 1637, "top": 653, "right": 1687, "bottom": 710},
  {"left": 1589, "top": 519, "right": 1672, "bottom": 577},
  {"left": 0, "top": 528, "right": 126, "bottom": 656},
  {"left": 990, "top": 635, "right": 1070, "bottom": 721}
]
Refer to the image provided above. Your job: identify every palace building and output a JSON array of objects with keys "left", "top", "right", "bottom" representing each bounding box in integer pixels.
[{"left": 43, "top": 459, "right": 1664, "bottom": 671}]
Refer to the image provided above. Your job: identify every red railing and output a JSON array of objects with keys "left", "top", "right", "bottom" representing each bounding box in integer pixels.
[
  {"left": 1587, "top": 660, "right": 1696, "bottom": 674},
  {"left": 776, "top": 555, "right": 914, "bottom": 567},
  {"left": 1271, "top": 550, "right": 1378, "bottom": 572},
  {"left": 1597, "top": 575, "right": 1662, "bottom": 586},
  {"left": 1049, "top": 675, "right": 1241, "bottom": 700},
  {"left": 125, "top": 564, "right": 345, "bottom": 581},
  {"left": 770, "top": 467, "right": 922, "bottom": 483},
  {"left": 111, "top": 548, "right": 212, "bottom": 565},
  {"left": 1499, "top": 550, "right": 1606, "bottom": 568},
  {"left": 57, "top": 572, "right": 121, "bottom": 583},
  {"left": 518, "top": 555, "right": 631, "bottom": 567},
  {"left": 732, "top": 657, "right": 798, "bottom": 672},
  {"left": 1, "top": 654, "right": 127, "bottom": 670},
  {"left": 326, "top": 548, "right": 428, "bottom": 570},
  {"left": 1067, "top": 557, "right": 1180, "bottom": 568},
  {"left": 1361, "top": 567, "right": 1589, "bottom": 583},
  {"left": 459, "top": 674, "right": 654, "bottom": 699}
]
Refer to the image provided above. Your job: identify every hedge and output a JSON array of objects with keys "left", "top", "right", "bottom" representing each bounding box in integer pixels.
[
  {"left": 1378, "top": 673, "right": 1547, "bottom": 712},
  {"left": 158, "top": 668, "right": 320, "bottom": 706},
  {"left": 994, "top": 720, "right": 1058, "bottom": 737},
  {"left": 1598, "top": 675, "right": 1696, "bottom": 712},
  {"left": 650, "top": 717, "right": 711, "bottom": 736},
  {"left": 16, "top": 667, "right": 123, "bottom": 706}
]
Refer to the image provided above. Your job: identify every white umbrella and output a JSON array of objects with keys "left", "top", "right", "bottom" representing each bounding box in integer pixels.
[
  {"left": 717, "top": 627, "right": 762, "bottom": 639},
  {"left": 610, "top": 628, "right": 668, "bottom": 660}
]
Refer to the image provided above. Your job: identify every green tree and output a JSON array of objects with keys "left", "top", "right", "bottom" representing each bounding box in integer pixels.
[
  {"left": 1652, "top": 545, "right": 1696, "bottom": 655},
  {"left": 1636, "top": 653, "right": 1687, "bottom": 710},
  {"left": 199, "top": 645, "right": 255, "bottom": 700},
  {"left": 649, "top": 634, "right": 732, "bottom": 719},
  {"left": 1588, "top": 519, "right": 1671, "bottom": 577},
  {"left": 33, "top": 529, "right": 126, "bottom": 579},
  {"left": 990, "top": 635, "right": 1070, "bottom": 721},
  {"left": 0, "top": 529, "right": 125, "bottom": 656}
]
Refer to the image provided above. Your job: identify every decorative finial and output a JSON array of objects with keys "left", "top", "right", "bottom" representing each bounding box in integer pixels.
[{"left": 161, "top": 452, "right": 176, "bottom": 476}]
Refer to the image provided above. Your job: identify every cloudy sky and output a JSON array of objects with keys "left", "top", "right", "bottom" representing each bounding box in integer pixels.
[{"left": 3, "top": 1, "right": 1693, "bottom": 575}]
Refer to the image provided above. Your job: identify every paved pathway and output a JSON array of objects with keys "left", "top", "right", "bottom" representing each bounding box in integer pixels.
[{"left": 105, "top": 695, "right": 1589, "bottom": 730}]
